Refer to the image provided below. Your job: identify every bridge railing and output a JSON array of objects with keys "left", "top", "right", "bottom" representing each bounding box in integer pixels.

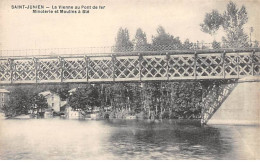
[
  {"left": 1, "top": 42, "right": 259, "bottom": 57},
  {"left": 0, "top": 48, "right": 259, "bottom": 84}
]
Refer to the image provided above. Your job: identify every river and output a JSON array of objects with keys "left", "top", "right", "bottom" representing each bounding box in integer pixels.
[{"left": 0, "top": 118, "right": 259, "bottom": 160}]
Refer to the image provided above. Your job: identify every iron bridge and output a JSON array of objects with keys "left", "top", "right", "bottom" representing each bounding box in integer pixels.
[{"left": 0, "top": 48, "right": 260, "bottom": 85}]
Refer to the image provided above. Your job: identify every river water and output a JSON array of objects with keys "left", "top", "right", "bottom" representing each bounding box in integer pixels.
[{"left": 0, "top": 118, "right": 259, "bottom": 160}]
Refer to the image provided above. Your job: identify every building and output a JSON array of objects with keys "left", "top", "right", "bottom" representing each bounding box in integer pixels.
[
  {"left": 0, "top": 89, "right": 10, "bottom": 110},
  {"left": 39, "top": 91, "right": 65, "bottom": 113},
  {"left": 65, "top": 105, "right": 84, "bottom": 119}
]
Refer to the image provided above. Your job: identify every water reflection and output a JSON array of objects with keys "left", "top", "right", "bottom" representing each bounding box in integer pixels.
[
  {"left": 0, "top": 119, "right": 259, "bottom": 160},
  {"left": 105, "top": 120, "right": 231, "bottom": 159}
]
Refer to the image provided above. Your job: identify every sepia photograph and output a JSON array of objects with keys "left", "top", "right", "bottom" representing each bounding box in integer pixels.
[{"left": 0, "top": 0, "right": 259, "bottom": 160}]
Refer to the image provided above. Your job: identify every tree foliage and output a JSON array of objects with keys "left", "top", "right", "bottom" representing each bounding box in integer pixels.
[
  {"left": 30, "top": 94, "right": 48, "bottom": 112},
  {"left": 2, "top": 88, "right": 48, "bottom": 117},
  {"left": 221, "top": 1, "right": 249, "bottom": 48},
  {"left": 152, "top": 26, "right": 183, "bottom": 49},
  {"left": 183, "top": 39, "right": 194, "bottom": 49},
  {"left": 212, "top": 40, "right": 221, "bottom": 49},
  {"left": 200, "top": 10, "right": 223, "bottom": 36},
  {"left": 114, "top": 27, "right": 133, "bottom": 52},
  {"left": 68, "top": 85, "right": 100, "bottom": 111},
  {"left": 2, "top": 88, "right": 31, "bottom": 116},
  {"left": 49, "top": 84, "right": 70, "bottom": 101},
  {"left": 133, "top": 28, "right": 148, "bottom": 51},
  {"left": 253, "top": 40, "right": 259, "bottom": 48},
  {"left": 201, "top": 1, "right": 252, "bottom": 48}
]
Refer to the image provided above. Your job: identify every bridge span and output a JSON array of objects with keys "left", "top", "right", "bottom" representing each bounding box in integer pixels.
[
  {"left": 1, "top": 48, "right": 260, "bottom": 125},
  {"left": 1, "top": 48, "right": 259, "bottom": 84}
]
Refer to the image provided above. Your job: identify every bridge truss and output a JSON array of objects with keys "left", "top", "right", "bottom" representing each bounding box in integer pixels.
[{"left": 0, "top": 48, "right": 259, "bottom": 84}]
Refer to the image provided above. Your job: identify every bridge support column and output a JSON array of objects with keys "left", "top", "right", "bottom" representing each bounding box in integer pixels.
[{"left": 201, "top": 76, "right": 260, "bottom": 125}]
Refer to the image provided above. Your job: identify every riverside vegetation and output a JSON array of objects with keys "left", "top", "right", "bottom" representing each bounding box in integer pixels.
[{"left": 1, "top": 82, "right": 203, "bottom": 119}]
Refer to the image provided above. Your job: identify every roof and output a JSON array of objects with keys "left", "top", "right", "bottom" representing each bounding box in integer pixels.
[
  {"left": 60, "top": 101, "right": 67, "bottom": 107},
  {"left": 39, "top": 91, "right": 52, "bottom": 96},
  {"left": 39, "top": 91, "right": 58, "bottom": 97},
  {"left": 0, "top": 89, "right": 10, "bottom": 93},
  {"left": 68, "top": 88, "right": 77, "bottom": 93}
]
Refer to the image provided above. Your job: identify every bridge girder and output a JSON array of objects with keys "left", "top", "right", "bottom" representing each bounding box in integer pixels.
[{"left": 0, "top": 49, "right": 259, "bottom": 85}]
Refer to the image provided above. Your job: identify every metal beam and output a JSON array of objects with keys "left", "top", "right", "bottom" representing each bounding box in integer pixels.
[{"left": 0, "top": 49, "right": 259, "bottom": 85}]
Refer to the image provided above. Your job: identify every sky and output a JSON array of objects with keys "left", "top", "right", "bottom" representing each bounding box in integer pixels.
[{"left": 0, "top": 0, "right": 259, "bottom": 51}]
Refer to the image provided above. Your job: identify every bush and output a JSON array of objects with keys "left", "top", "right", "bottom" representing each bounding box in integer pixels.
[{"left": 161, "top": 111, "right": 170, "bottom": 119}]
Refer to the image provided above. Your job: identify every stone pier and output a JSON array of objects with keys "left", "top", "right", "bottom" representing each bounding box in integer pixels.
[{"left": 208, "top": 76, "right": 260, "bottom": 125}]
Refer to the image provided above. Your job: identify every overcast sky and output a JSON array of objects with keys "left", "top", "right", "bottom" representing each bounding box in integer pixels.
[{"left": 0, "top": 0, "right": 259, "bottom": 51}]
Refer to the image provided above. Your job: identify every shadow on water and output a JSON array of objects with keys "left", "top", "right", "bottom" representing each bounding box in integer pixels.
[{"left": 102, "top": 119, "right": 232, "bottom": 159}]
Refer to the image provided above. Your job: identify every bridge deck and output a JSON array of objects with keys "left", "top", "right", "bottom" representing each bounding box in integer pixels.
[{"left": 0, "top": 48, "right": 260, "bottom": 84}]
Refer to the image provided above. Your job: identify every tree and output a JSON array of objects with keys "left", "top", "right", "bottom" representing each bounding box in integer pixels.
[
  {"left": 68, "top": 85, "right": 100, "bottom": 112},
  {"left": 133, "top": 28, "right": 148, "bottom": 51},
  {"left": 114, "top": 27, "right": 133, "bottom": 52},
  {"left": 89, "top": 85, "right": 101, "bottom": 108},
  {"left": 30, "top": 94, "right": 48, "bottom": 114},
  {"left": 55, "top": 87, "right": 70, "bottom": 101},
  {"left": 152, "top": 26, "right": 183, "bottom": 50},
  {"left": 2, "top": 88, "right": 39, "bottom": 117},
  {"left": 68, "top": 88, "right": 90, "bottom": 111},
  {"left": 212, "top": 40, "right": 221, "bottom": 49},
  {"left": 2, "top": 105, "right": 12, "bottom": 117},
  {"left": 253, "top": 40, "right": 259, "bottom": 48},
  {"left": 200, "top": 10, "right": 223, "bottom": 38},
  {"left": 200, "top": 1, "right": 251, "bottom": 48},
  {"left": 182, "top": 39, "right": 194, "bottom": 50},
  {"left": 221, "top": 1, "right": 249, "bottom": 48}
]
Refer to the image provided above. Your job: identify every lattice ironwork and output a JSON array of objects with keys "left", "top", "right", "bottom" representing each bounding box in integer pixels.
[
  {"left": 13, "top": 59, "right": 36, "bottom": 82},
  {"left": 201, "top": 81, "right": 238, "bottom": 124},
  {"left": 0, "top": 60, "right": 11, "bottom": 82},
  {"left": 224, "top": 53, "right": 239, "bottom": 78},
  {"left": 88, "top": 57, "right": 113, "bottom": 81},
  {"left": 141, "top": 55, "right": 167, "bottom": 80},
  {"left": 196, "top": 53, "right": 223, "bottom": 78},
  {"left": 168, "top": 54, "right": 195, "bottom": 79},
  {"left": 37, "top": 59, "right": 61, "bottom": 81},
  {"left": 0, "top": 50, "right": 259, "bottom": 84},
  {"left": 114, "top": 56, "right": 140, "bottom": 80},
  {"left": 237, "top": 53, "right": 252, "bottom": 77},
  {"left": 63, "top": 58, "right": 87, "bottom": 81},
  {"left": 253, "top": 52, "right": 260, "bottom": 75}
]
